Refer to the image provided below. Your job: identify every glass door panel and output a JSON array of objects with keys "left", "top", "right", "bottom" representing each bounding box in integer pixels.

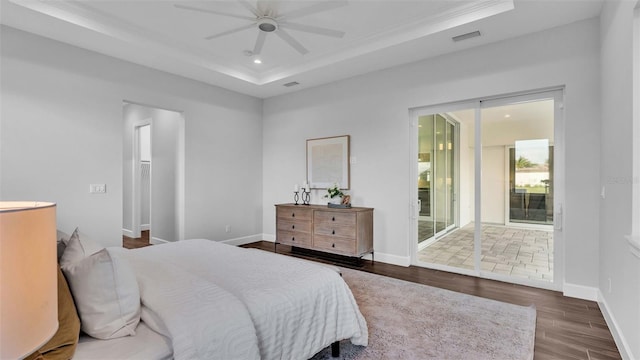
[
  {"left": 418, "top": 115, "right": 435, "bottom": 245},
  {"left": 446, "top": 121, "right": 455, "bottom": 229},
  {"left": 416, "top": 109, "right": 468, "bottom": 271},
  {"left": 480, "top": 99, "right": 555, "bottom": 283},
  {"left": 434, "top": 115, "right": 447, "bottom": 235}
]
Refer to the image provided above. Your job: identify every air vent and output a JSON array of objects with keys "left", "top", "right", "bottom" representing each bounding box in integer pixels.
[
  {"left": 283, "top": 81, "right": 300, "bottom": 87},
  {"left": 452, "top": 31, "right": 481, "bottom": 42}
]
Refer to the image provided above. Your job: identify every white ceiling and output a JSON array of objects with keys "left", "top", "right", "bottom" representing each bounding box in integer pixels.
[{"left": 0, "top": 0, "right": 603, "bottom": 98}]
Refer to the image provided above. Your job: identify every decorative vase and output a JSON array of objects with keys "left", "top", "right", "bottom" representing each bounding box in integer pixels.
[{"left": 328, "top": 197, "right": 342, "bottom": 205}]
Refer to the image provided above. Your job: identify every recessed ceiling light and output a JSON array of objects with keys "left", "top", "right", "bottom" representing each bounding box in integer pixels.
[
  {"left": 254, "top": 59, "right": 262, "bottom": 64},
  {"left": 504, "top": 114, "right": 511, "bottom": 118}
]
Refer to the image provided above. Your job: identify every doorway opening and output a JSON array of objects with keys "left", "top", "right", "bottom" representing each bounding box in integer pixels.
[
  {"left": 411, "top": 89, "right": 563, "bottom": 290},
  {"left": 122, "top": 102, "right": 185, "bottom": 245}
]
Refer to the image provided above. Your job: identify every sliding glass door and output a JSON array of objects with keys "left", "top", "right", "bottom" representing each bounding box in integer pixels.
[
  {"left": 413, "top": 89, "right": 563, "bottom": 290},
  {"left": 417, "top": 114, "right": 457, "bottom": 249}
]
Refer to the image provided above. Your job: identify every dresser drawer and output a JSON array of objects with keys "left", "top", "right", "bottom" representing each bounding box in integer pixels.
[
  {"left": 277, "top": 207, "right": 312, "bottom": 221},
  {"left": 313, "top": 235, "right": 356, "bottom": 255},
  {"left": 277, "top": 218, "right": 312, "bottom": 233},
  {"left": 277, "top": 230, "right": 312, "bottom": 247},
  {"left": 314, "top": 211, "right": 356, "bottom": 238}
]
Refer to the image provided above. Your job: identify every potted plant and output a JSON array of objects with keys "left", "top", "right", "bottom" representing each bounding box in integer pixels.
[{"left": 324, "top": 183, "right": 344, "bottom": 205}]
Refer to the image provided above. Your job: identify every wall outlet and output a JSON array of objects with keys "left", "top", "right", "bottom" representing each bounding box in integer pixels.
[
  {"left": 225, "top": 225, "right": 231, "bottom": 233},
  {"left": 89, "top": 184, "right": 106, "bottom": 194}
]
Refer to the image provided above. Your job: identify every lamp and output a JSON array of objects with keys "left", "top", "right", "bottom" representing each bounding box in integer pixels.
[{"left": 0, "top": 201, "right": 58, "bottom": 359}]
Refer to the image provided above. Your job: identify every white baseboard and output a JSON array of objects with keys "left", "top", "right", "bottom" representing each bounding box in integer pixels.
[
  {"left": 563, "top": 282, "right": 598, "bottom": 301},
  {"left": 122, "top": 228, "right": 133, "bottom": 237},
  {"left": 262, "top": 233, "right": 276, "bottom": 242},
  {"left": 364, "top": 252, "right": 410, "bottom": 267},
  {"left": 141, "top": 224, "right": 150, "bottom": 231},
  {"left": 221, "top": 234, "right": 263, "bottom": 246},
  {"left": 598, "top": 290, "right": 634, "bottom": 360},
  {"left": 150, "top": 237, "right": 169, "bottom": 245}
]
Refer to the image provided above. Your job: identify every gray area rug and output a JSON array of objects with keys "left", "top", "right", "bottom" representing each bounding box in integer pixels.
[{"left": 312, "top": 268, "right": 536, "bottom": 360}]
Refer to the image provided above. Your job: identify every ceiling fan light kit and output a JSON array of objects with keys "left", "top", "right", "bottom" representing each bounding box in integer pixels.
[
  {"left": 175, "top": 0, "right": 347, "bottom": 56},
  {"left": 257, "top": 17, "right": 278, "bottom": 33}
]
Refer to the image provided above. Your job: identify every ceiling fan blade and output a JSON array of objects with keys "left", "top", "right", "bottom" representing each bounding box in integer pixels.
[
  {"left": 280, "top": 22, "right": 345, "bottom": 38},
  {"left": 174, "top": 4, "right": 255, "bottom": 21},
  {"left": 237, "top": 0, "right": 260, "bottom": 17},
  {"left": 205, "top": 23, "right": 255, "bottom": 40},
  {"left": 275, "top": 28, "right": 308, "bottom": 55},
  {"left": 253, "top": 31, "right": 267, "bottom": 55},
  {"left": 278, "top": 0, "right": 347, "bottom": 21}
]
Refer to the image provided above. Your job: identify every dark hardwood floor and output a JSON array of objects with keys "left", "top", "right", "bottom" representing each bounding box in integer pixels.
[
  {"left": 123, "top": 236, "right": 621, "bottom": 359},
  {"left": 122, "top": 230, "right": 151, "bottom": 249}
]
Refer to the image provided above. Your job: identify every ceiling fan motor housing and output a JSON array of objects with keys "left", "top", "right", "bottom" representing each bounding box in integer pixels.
[{"left": 257, "top": 17, "right": 278, "bottom": 32}]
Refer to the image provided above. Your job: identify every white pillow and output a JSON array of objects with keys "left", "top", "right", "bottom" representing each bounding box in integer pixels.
[
  {"left": 62, "top": 248, "right": 141, "bottom": 339},
  {"left": 59, "top": 227, "right": 103, "bottom": 268}
]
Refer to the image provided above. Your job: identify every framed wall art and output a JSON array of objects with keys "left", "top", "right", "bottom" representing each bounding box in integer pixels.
[{"left": 306, "top": 135, "right": 350, "bottom": 189}]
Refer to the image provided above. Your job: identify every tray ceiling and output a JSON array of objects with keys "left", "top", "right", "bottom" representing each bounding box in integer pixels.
[{"left": 1, "top": 0, "right": 603, "bottom": 98}]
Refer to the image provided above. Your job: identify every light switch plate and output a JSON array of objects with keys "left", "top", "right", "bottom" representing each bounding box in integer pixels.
[{"left": 90, "top": 184, "right": 106, "bottom": 194}]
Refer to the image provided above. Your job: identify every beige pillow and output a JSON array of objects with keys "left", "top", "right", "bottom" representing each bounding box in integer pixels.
[
  {"left": 59, "top": 228, "right": 102, "bottom": 268},
  {"left": 25, "top": 266, "right": 80, "bottom": 360},
  {"left": 62, "top": 248, "right": 141, "bottom": 340}
]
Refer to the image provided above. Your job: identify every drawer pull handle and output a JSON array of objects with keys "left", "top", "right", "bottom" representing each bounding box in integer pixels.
[
  {"left": 292, "top": 225, "right": 295, "bottom": 229},
  {"left": 332, "top": 217, "right": 335, "bottom": 221},
  {"left": 292, "top": 237, "right": 295, "bottom": 241},
  {"left": 292, "top": 213, "right": 295, "bottom": 217},
  {"left": 332, "top": 230, "right": 335, "bottom": 235},
  {"left": 332, "top": 243, "right": 335, "bottom": 248}
]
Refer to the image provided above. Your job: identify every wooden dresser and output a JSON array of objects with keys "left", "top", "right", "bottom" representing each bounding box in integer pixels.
[{"left": 275, "top": 204, "right": 374, "bottom": 258}]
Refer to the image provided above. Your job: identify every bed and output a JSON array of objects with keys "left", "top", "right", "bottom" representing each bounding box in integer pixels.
[{"left": 58, "top": 234, "right": 368, "bottom": 360}]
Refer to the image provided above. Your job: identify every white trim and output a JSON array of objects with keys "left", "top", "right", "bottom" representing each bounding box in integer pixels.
[
  {"left": 141, "top": 224, "right": 150, "bottom": 231},
  {"left": 630, "top": 5, "right": 640, "bottom": 248},
  {"left": 220, "top": 234, "right": 264, "bottom": 246},
  {"left": 365, "top": 251, "right": 411, "bottom": 267},
  {"left": 563, "top": 282, "right": 598, "bottom": 301},
  {"left": 122, "top": 228, "right": 133, "bottom": 237},
  {"left": 150, "top": 236, "right": 169, "bottom": 245},
  {"left": 263, "top": 233, "right": 276, "bottom": 242},
  {"left": 598, "top": 290, "right": 634, "bottom": 360}
]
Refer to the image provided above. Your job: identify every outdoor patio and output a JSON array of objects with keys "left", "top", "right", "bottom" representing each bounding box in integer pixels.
[{"left": 417, "top": 223, "right": 553, "bottom": 282}]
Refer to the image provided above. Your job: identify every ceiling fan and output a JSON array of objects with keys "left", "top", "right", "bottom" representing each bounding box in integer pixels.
[{"left": 175, "top": 0, "right": 347, "bottom": 56}]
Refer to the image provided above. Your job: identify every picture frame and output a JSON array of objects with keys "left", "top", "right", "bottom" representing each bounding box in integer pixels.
[{"left": 306, "top": 135, "right": 350, "bottom": 189}]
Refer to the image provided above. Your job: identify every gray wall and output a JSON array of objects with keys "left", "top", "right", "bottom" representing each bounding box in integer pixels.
[
  {"left": 599, "top": 2, "right": 640, "bottom": 359},
  {"left": 263, "top": 18, "right": 601, "bottom": 285},
  {"left": 0, "top": 26, "right": 263, "bottom": 247}
]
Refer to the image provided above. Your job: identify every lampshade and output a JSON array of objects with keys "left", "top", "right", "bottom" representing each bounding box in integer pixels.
[{"left": 0, "top": 201, "right": 58, "bottom": 359}]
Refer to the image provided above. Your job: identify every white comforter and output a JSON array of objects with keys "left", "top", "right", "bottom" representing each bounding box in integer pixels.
[{"left": 120, "top": 239, "right": 368, "bottom": 360}]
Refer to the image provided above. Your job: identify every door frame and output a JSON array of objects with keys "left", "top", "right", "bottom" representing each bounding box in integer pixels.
[
  {"left": 409, "top": 87, "right": 565, "bottom": 292},
  {"left": 123, "top": 101, "right": 186, "bottom": 243},
  {"left": 503, "top": 145, "right": 556, "bottom": 230},
  {"left": 131, "top": 119, "right": 151, "bottom": 239}
]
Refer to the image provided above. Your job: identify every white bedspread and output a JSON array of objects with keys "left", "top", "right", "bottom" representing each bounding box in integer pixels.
[
  {"left": 122, "top": 239, "right": 368, "bottom": 360},
  {"left": 120, "top": 253, "right": 261, "bottom": 360}
]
